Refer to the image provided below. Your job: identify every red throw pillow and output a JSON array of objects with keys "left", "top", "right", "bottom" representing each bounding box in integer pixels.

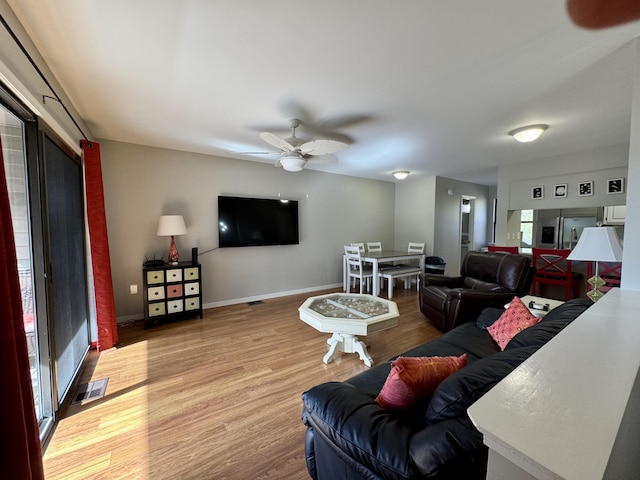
[
  {"left": 487, "top": 296, "right": 541, "bottom": 350},
  {"left": 375, "top": 354, "right": 467, "bottom": 409}
]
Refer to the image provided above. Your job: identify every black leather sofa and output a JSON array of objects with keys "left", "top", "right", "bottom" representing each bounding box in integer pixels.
[
  {"left": 419, "top": 251, "right": 535, "bottom": 332},
  {"left": 301, "top": 298, "right": 592, "bottom": 480}
]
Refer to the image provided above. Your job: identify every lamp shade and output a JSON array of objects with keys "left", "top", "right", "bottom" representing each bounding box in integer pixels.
[
  {"left": 567, "top": 227, "right": 623, "bottom": 262},
  {"left": 157, "top": 215, "right": 187, "bottom": 236}
]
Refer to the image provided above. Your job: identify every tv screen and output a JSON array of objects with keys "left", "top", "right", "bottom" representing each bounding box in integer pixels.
[{"left": 218, "top": 195, "right": 299, "bottom": 248}]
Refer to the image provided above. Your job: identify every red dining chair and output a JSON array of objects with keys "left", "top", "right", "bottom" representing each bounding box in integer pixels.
[
  {"left": 487, "top": 245, "right": 519, "bottom": 254},
  {"left": 531, "top": 248, "right": 583, "bottom": 300},
  {"left": 587, "top": 261, "right": 622, "bottom": 295}
]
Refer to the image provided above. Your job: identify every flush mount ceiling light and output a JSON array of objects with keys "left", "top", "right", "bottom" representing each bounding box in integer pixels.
[
  {"left": 393, "top": 171, "right": 410, "bottom": 180},
  {"left": 508, "top": 124, "right": 548, "bottom": 143}
]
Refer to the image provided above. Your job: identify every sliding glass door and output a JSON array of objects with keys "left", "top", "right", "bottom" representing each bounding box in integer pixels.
[
  {"left": 2, "top": 91, "right": 90, "bottom": 441},
  {"left": 43, "top": 135, "right": 90, "bottom": 404},
  {"left": 1, "top": 103, "right": 54, "bottom": 434}
]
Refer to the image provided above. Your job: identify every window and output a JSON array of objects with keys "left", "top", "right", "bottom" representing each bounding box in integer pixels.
[{"left": 520, "top": 210, "right": 534, "bottom": 247}]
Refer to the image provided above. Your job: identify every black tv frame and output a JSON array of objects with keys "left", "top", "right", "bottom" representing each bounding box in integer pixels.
[{"left": 217, "top": 195, "right": 299, "bottom": 248}]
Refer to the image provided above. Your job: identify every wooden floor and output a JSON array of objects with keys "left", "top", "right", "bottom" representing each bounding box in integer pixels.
[{"left": 43, "top": 287, "right": 441, "bottom": 479}]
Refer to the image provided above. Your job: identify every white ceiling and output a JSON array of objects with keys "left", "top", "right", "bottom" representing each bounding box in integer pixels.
[{"left": 7, "top": 0, "right": 640, "bottom": 184}]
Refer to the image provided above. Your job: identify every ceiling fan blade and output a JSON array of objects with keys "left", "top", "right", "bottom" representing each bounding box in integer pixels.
[
  {"left": 241, "top": 151, "right": 281, "bottom": 155},
  {"left": 260, "top": 132, "right": 296, "bottom": 152},
  {"left": 299, "top": 139, "right": 349, "bottom": 156},
  {"left": 316, "top": 114, "right": 374, "bottom": 130},
  {"left": 306, "top": 154, "right": 339, "bottom": 165}
]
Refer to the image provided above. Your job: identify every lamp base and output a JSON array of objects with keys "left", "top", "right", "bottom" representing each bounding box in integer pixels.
[
  {"left": 586, "top": 274, "right": 606, "bottom": 302},
  {"left": 168, "top": 235, "right": 179, "bottom": 265}
]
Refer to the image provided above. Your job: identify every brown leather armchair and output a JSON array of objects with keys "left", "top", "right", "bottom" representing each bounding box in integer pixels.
[{"left": 419, "top": 251, "right": 535, "bottom": 332}]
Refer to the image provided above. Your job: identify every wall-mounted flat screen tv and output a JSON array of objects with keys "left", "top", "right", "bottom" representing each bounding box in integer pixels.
[{"left": 218, "top": 195, "right": 299, "bottom": 248}]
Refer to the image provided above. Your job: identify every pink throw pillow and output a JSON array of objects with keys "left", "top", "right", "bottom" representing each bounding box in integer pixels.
[
  {"left": 487, "top": 296, "right": 541, "bottom": 350},
  {"left": 375, "top": 354, "right": 467, "bottom": 409}
]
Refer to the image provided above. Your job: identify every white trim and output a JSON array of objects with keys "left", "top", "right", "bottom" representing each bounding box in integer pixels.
[{"left": 115, "top": 283, "right": 343, "bottom": 323}]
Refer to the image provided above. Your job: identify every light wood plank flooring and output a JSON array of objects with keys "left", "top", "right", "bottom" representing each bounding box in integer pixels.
[{"left": 43, "top": 287, "right": 441, "bottom": 479}]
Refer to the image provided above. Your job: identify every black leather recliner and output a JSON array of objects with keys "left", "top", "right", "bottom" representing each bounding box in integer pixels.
[{"left": 419, "top": 251, "right": 535, "bottom": 332}]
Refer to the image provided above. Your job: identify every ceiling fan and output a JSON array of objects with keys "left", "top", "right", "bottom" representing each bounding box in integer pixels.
[{"left": 253, "top": 118, "right": 349, "bottom": 172}]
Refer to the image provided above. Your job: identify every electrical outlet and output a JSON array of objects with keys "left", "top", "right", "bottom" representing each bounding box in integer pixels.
[{"left": 130, "top": 284, "right": 138, "bottom": 295}]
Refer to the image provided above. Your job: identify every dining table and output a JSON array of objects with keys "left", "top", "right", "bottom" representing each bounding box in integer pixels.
[{"left": 343, "top": 250, "right": 426, "bottom": 297}]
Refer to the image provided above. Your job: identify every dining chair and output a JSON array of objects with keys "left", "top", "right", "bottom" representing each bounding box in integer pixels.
[
  {"left": 395, "top": 242, "right": 425, "bottom": 268},
  {"left": 378, "top": 242, "right": 425, "bottom": 297},
  {"left": 366, "top": 242, "right": 391, "bottom": 291},
  {"left": 350, "top": 242, "right": 365, "bottom": 254},
  {"left": 531, "top": 248, "right": 583, "bottom": 300},
  {"left": 587, "top": 261, "right": 622, "bottom": 295},
  {"left": 487, "top": 245, "right": 519, "bottom": 254},
  {"left": 344, "top": 245, "right": 373, "bottom": 294},
  {"left": 366, "top": 242, "right": 382, "bottom": 252}
]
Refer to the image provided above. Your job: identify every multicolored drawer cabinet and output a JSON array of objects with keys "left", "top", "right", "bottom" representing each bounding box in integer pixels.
[{"left": 143, "top": 262, "right": 203, "bottom": 328}]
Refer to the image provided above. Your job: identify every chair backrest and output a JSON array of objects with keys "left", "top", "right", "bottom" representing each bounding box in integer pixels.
[
  {"left": 487, "top": 245, "right": 519, "bottom": 254},
  {"left": 345, "top": 245, "right": 364, "bottom": 273},
  {"left": 532, "top": 248, "right": 574, "bottom": 276},
  {"left": 367, "top": 242, "right": 382, "bottom": 252},
  {"left": 589, "top": 261, "right": 622, "bottom": 281},
  {"left": 408, "top": 242, "right": 425, "bottom": 254},
  {"left": 350, "top": 242, "right": 365, "bottom": 254},
  {"left": 460, "top": 251, "right": 533, "bottom": 294}
]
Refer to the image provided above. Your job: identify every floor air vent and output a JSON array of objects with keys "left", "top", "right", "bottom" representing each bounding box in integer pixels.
[{"left": 72, "top": 378, "right": 109, "bottom": 404}]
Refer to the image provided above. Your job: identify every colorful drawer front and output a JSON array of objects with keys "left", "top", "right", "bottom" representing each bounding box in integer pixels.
[
  {"left": 147, "top": 270, "right": 165, "bottom": 285},
  {"left": 167, "top": 299, "right": 184, "bottom": 313},
  {"left": 167, "top": 284, "right": 183, "bottom": 298},
  {"left": 185, "top": 297, "right": 200, "bottom": 311},
  {"left": 184, "top": 267, "right": 199, "bottom": 280},
  {"left": 184, "top": 282, "right": 200, "bottom": 296},
  {"left": 147, "top": 286, "right": 165, "bottom": 301},
  {"left": 166, "top": 268, "right": 183, "bottom": 282},
  {"left": 148, "top": 302, "right": 166, "bottom": 317}
]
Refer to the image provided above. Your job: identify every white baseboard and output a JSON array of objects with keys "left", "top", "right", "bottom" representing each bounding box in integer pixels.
[{"left": 116, "top": 283, "right": 342, "bottom": 324}]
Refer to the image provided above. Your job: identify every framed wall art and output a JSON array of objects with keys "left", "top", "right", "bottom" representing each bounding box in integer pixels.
[
  {"left": 607, "top": 178, "right": 624, "bottom": 194},
  {"left": 554, "top": 184, "right": 568, "bottom": 198},
  {"left": 532, "top": 186, "right": 544, "bottom": 200},
  {"left": 578, "top": 181, "right": 593, "bottom": 197}
]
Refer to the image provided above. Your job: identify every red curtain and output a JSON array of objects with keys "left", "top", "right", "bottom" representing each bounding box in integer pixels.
[
  {"left": 0, "top": 138, "right": 44, "bottom": 479},
  {"left": 82, "top": 140, "right": 118, "bottom": 350}
]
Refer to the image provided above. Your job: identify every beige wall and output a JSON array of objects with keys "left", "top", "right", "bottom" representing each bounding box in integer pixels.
[
  {"left": 433, "top": 177, "right": 490, "bottom": 275},
  {"left": 99, "top": 140, "right": 397, "bottom": 320},
  {"left": 393, "top": 175, "right": 492, "bottom": 276},
  {"left": 495, "top": 143, "right": 629, "bottom": 244},
  {"left": 393, "top": 175, "right": 436, "bottom": 255}
]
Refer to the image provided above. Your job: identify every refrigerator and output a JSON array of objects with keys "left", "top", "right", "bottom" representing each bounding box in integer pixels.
[{"left": 535, "top": 208, "right": 602, "bottom": 249}]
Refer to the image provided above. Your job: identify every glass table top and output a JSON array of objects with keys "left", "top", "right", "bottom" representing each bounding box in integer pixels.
[{"left": 307, "top": 295, "right": 390, "bottom": 319}]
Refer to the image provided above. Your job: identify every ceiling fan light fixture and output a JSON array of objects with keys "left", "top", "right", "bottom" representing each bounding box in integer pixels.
[
  {"left": 280, "top": 156, "right": 306, "bottom": 172},
  {"left": 508, "top": 124, "right": 548, "bottom": 143},
  {"left": 393, "top": 171, "right": 410, "bottom": 180}
]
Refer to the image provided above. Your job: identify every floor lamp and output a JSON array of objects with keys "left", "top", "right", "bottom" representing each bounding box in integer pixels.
[{"left": 567, "top": 226, "right": 623, "bottom": 302}]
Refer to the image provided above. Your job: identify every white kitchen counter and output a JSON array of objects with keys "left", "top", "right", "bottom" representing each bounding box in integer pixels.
[{"left": 468, "top": 288, "right": 640, "bottom": 480}]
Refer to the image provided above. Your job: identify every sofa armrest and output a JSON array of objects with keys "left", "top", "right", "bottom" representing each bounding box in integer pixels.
[
  {"left": 421, "top": 273, "right": 464, "bottom": 288},
  {"left": 302, "top": 382, "right": 418, "bottom": 479},
  {"left": 446, "top": 290, "right": 513, "bottom": 302},
  {"left": 409, "top": 417, "right": 487, "bottom": 479},
  {"left": 444, "top": 290, "right": 518, "bottom": 331}
]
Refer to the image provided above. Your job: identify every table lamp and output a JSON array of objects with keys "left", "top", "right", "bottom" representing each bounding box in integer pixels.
[
  {"left": 157, "top": 215, "right": 187, "bottom": 265},
  {"left": 567, "top": 226, "right": 623, "bottom": 302}
]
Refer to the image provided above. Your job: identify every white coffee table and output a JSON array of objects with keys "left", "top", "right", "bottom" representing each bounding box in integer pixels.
[{"left": 299, "top": 293, "right": 399, "bottom": 367}]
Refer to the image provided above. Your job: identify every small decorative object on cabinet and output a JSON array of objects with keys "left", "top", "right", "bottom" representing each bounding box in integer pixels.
[{"left": 143, "top": 261, "right": 203, "bottom": 328}]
